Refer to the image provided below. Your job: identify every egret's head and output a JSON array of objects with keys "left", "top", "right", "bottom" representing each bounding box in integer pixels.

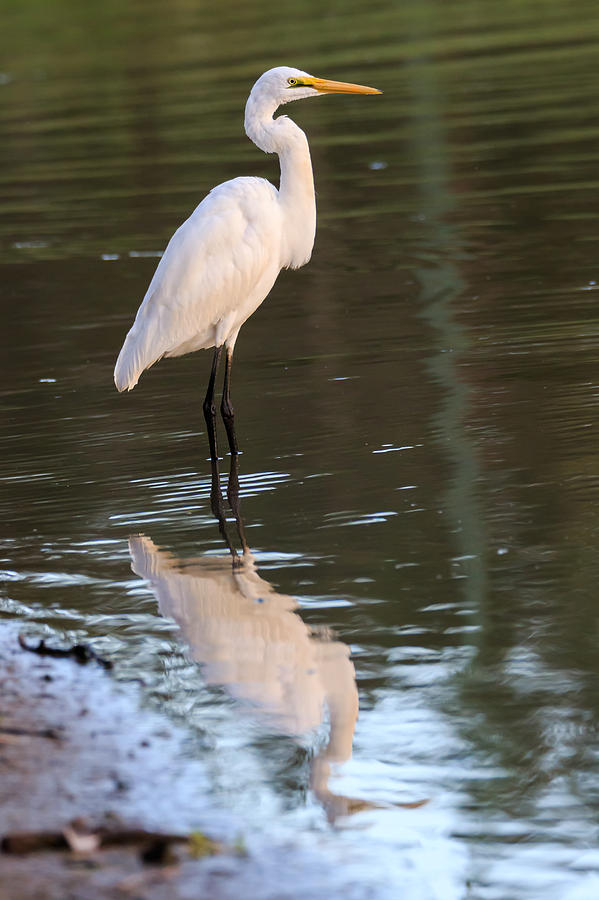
[
  {"left": 248, "top": 66, "right": 381, "bottom": 110},
  {"left": 245, "top": 66, "right": 380, "bottom": 154}
]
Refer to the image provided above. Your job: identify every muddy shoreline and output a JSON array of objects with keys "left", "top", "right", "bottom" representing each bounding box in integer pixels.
[{"left": 0, "top": 620, "right": 363, "bottom": 900}]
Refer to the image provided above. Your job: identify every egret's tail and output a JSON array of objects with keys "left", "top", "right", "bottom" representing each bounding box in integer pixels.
[
  {"left": 114, "top": 339, "right": 141, "bottom": 392},
  {"left": 115, "top": 319, "right": 162, "bottom": 391}
]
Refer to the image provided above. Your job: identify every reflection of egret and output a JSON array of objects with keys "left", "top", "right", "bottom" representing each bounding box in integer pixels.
[
  {"left": 114, "top": 67, "right": 380, "bottom": 459},
  {"left": 128, "top": 457, "right": 360, "bottom": 821}
]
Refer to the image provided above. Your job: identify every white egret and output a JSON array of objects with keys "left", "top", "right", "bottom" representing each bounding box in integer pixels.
[{"left": 114, "top": 66, "right": 381, "bottom": 458}]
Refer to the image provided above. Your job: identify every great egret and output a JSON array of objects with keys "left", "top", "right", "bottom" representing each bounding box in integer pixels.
[{"left": 114, "top": 66, "right": 381, "bottom": 459}]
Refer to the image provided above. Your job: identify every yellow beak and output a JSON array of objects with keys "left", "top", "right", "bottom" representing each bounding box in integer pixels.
[{"left": 309, "top": 77, "right": 381, "bottom": 95}]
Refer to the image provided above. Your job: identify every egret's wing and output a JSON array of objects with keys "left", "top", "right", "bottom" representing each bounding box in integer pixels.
[{"left": 114, "top": 177, "right": 280, "bottom": 391}]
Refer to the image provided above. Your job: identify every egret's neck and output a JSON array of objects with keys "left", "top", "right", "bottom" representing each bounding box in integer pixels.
[{"left": 245, "top": 99, "right": 316, "bottom": 269}]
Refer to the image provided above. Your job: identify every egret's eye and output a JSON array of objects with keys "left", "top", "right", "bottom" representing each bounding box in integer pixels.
[{"left": 287, "top": 77, "right": 299, "bottom": 87}]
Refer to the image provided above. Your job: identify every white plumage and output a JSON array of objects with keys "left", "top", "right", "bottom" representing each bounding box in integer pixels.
[
  {"left": 114, "top": 177, "right": 282, "bottom": 392},
  {"left": 114, "top": 66, "right": 380, "bottom": 456}
]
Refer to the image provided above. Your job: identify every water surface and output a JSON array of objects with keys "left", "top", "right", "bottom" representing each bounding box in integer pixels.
[{"left": 3, "top": 1, "right": 599, "bottom": 897}]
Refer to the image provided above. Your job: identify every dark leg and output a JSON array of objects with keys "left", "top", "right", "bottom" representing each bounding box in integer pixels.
[
  {"left": 203, "top": 345, "right": 223, "bottom": 460},
  {"left": 209, "top": 457, "right": 238, "bottom": 563},
  {"left": 226, "top": 454, "right": 249, "bottom": 558},
  {"left": 220, "top": 346, "right": 239, "bottom": 456}
]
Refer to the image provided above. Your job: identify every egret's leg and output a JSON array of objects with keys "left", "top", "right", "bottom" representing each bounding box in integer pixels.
[
  {"left": 209, "top": 457, "right": 238, "bottom": 563},
  {"left": 203, "top": 345, "right": 223, "bottom": 460},
  {"left": 226, "top": 454, "right": 249, "bottom": 557},
  {"left": 220, "top": 346, "right": 239, "bottom": 456}
]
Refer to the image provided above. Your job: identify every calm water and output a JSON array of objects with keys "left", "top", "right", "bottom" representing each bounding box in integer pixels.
[{"left": 3, "top": 0, "right": 599, "bottom": 896}]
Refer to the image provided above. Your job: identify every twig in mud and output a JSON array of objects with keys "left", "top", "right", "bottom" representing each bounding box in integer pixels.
[
  {"left": 0, "top": 726, "right": 59, "bottom": 741},
  {"left": 1, "top": 827, "right": 191, "bottom": 856},
  {"left": 18, "top": 634, "right": 113, "bottom": 669},
  {"left": 1, "top": 832, "right": 69, "bottom": 854}
]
